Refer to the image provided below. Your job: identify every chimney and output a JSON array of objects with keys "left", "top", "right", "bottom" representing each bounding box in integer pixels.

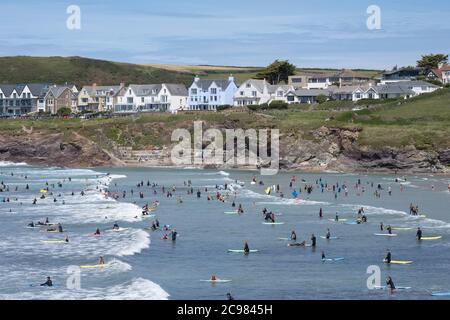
[
  {"left": 194, "top": 75, "right": 200, "bottom": 82},
  {"left": 228, "top": 74, "right": 235, "bottom": 82},
  {"left": 120, "top": 82, "right": 125, "bottom": 88},
  {"left": 93, "top": 83, "right": 97, "bottom": 88}
]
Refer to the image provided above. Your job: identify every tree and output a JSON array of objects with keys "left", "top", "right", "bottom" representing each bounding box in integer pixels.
[
  {"left": 316, "top": 95, "right": 328, "bottom": 104},
  {"left": 255, "top": 60, "right": 296, "bottom": 84},
  {"left": 56, "top": 107, "right": 72, "bottom": 117},
  {"left": 417, "top": 54, "right": 448, "bottom": 69}
]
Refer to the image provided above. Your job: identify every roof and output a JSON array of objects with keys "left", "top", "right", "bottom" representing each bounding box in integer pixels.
[
  {"left": 290, "top": 89, "right": 331, "bottom": 97},
  {"left": 82, "top": 85, "right": 122, "bottom": 97},
  {"left": 241, "top": 79, "right": 267, "bottom": 93},
  {"left": 0, "top": 83, "right": 51, "bottom": 97},
  {"left": 129, "top": 84, "right": 162, "bottom": 96},
  {"left": 192, "top": 79, "right": 232, "bottom": 91},
  {"left": 164, "top": 84, "right": 188, "bottom": 96},
  {"left": 47, "top": 85, "right": 72, "bottom": 99}
]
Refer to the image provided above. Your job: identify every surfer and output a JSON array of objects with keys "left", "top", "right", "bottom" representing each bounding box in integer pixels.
[
  {"left": 28, "top": 221, "right": 34, "bottom": 227},
  {"left": 416, "top": 227, "right": 422, "bottom": 241},
  {"left": 113, "top": 222, "right": 119, "bottom": 230},
  {"left": 65, "top": 236, "right": 69, "bottom": 243},
  {"left": 380, "top": 222, "right": 384, "bottom": 231},
  {"left": 321, "top": 251, "right": 326, "bottom": 260},
  {"left": 210, "top": 275, "right": 217, "bottom": 281},
  {"left": 98, "top": 256, "right": 105, "bottom": 265},
  {"left": 94, "top": 228, "right": 101, "bottom": 235},
  {"left": 326, "top": 228, "right": 331, "bottom": 240},
  {"left": 311, "top": 234, "right": 316, "bottom": 247},
  {"left": 244, "top": 241, "right": 250, "bottom": 254},
  {"left": 385, "top": 249, "right": 392, "bottom": 264},
  {"left": 319, "top": 207, "right": 323, "bottom": 219},
  {"left": 40, "top": 276, "right": 53, "bottom": 287},
  {"left": 291, "top": 230, "right": 297, "bottom": 241},
  {"left": 226, "top": 293, "right": 234, "bottom": 300},
  {"left": 171, "top": 228, "right": 178, "bottom": 241},
  {"left": 386, "top": 276, "right": 396, "bottom": 293},
  {"left": 335, "top": 212, "right": 339, "bottom": 221},
  {"left": 57, "top": 223, "right": 63, "bottom": 233},
  {"left": 387, "top": 225, "right": 392, "bottom": 234}
]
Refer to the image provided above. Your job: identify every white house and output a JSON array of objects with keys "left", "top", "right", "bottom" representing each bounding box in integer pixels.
[
  {"left": 114, "top": 84, "right": 188, "bottom": 114},
  {"left": 233, "top": 79, "right": 293, "bottom": 106},
  {"left": 0, "top": 83, "right": 51, "bottom": 116},
  {"left": 188, "top": 75, "right": 238, "bottom": 111}
]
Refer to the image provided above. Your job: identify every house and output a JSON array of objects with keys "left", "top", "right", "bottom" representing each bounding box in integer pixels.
[
  {"left": 233, "top": 79, "right": 293, "bottom": 106},
  {"left": 0, "top": 83, "right": 51, "bottom": 116},
  {"left": 43, "top": 85, "right": 78, "bottom": 114},
  {"left": 427, "top": 65, "right": 450, "bottom": 84},
  {"left": 379, "top": 67, "right": 424, "bottom": 84},
  {"left": 285, "top": 89, "right": 331, "bottom": 104},
  {"left": 288, "top": 69, "right": 372, "bottom": 89},
  {"left": 77, "top": 83, "right": 124, "bottom": 112},
  {"left": 331, "top": 84, "right": 379, "bottom": 101},
  {"left": 330, "top": 81, "right": 439, "bottom": 101},
  {"left": 188, "top": 75, "right": 238, "bottom": 111},
  {"left": 114, "top": 84, "right": 188, "bottom": 114}
]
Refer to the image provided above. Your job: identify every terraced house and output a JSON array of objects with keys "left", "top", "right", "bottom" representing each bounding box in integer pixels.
[
  {"left": 188, "top": 75, "right": 238, "bottom": 111},
  {"left": 114, "top": 83, "right": 188, "bottom": 114},
  {"left": 0, "top": 83, "right": 51, "bottom": 116},
  {"left": 233, "top": 79, "right": 293, "bottom": 106},
  {"left": 77, "top": 83, "right": 125, "bottom": 112},
  {"left": 43, "top": 85, "right": 78, "bottom": 114}
]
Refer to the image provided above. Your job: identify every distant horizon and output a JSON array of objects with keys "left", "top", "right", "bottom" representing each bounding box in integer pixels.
[{"left": 1, "top": 0, "right": 449, "bottom": 70}]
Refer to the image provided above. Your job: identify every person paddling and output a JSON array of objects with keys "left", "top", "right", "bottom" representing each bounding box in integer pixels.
[
  {"left": 244, "top": 241, "right": 250, "bottom": 254},
  {"left": 386, "top": 276, "right": 396, "bottom": 293},
  {"left": 311, "top": 234, "right": 316, "bottom": 247},
  {"left": 290, "top": 230, "right": 297, "bottom": 241},
  {"left": 40, "top": 276, "right": 53, "bottom": 287},
  {"left": 384, "top": 249, "right": 392, "bottom": 264}
]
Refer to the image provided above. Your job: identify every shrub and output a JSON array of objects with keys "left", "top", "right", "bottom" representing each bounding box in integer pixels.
[
  {"left": 316, "top": 94, "right": 328, "bottom": 104},
  {"left": 217, "top": 105, "right": 232, "bottom": 112}
]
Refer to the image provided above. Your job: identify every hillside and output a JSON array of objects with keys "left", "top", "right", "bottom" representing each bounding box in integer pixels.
[
  {"left": 0, "top": 87, "right": 449, "bottom": 173},
  {"left": 0, "top": 56, "right": 381, "bottom": 88},
  {"left": 0, "top": 56, "right": 194, "bottom": 87}
]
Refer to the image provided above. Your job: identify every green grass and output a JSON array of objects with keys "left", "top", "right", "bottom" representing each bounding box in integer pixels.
[{"left": 1, "top": 87, "right": 449, "bottom": 152}]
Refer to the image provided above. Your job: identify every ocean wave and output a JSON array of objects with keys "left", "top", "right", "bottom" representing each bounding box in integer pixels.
[
  {"left": 0, "top": 277, "right": 168, "bottom": 300},
  {"left": 0, "top": 161, "right": 29, "bottom": 167}
]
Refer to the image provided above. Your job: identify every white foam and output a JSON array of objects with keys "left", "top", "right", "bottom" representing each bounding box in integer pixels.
[
  {"left": 0, "top": 161, "right": 29, "bottom": 167},
  {"left": 0, "top": 278, "right": 169, "bottom": 300}
]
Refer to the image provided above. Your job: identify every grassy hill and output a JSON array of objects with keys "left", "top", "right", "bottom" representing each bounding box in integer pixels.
[{"left": 0, "top": 56, "right": 381, "bottom": 88}]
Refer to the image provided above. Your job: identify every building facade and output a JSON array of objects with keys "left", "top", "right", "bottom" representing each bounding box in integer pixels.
[{"left": 188, "top": 76, "right": 238, "bottom": 111}]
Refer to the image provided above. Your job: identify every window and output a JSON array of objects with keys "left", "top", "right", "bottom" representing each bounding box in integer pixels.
[
  {"left": 240, "top": 91, "right": 244, "bottom": 96},
  {"left": 191, "top": 89, "right": 197, "bottom": 95},
  {"left": 211, "top": 88, "right": 217, "bottom": 94},
  {"left": 277, "top": 91, "right": 283, "bottom": 97},
  {"left": 252, "top": 91, "right": 257, "bottom": 97},
  {"left": 141, "top": 97, "right": 145, "bottom": 103},
  {"left": 246, "top": 83, "right": 251, "bottom": 88}
]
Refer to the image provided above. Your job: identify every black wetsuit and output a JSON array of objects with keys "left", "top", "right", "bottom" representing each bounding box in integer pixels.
[
  {"left": 416, "top": 229, "right": 422, "bottom": 240},
  {"left": 385, "top": 252, "right": 392, "bottom": 263},
  {"left": 40, "top": 279, "right": 53, "bottom": 287},
  {"left": 171, "top": 231, "right": 177, "bottom": 241},
  {"left": 244, "top": 244, "right": 250, "bottom": 254},
  {"left": 311, "top": 236, "right": 316, "bottom": 247}
]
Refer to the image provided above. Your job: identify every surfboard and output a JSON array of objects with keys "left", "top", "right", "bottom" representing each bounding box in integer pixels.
[
  {"left": 107, "top": 227, "right": 129, "bottom": 232},
  {"left": 374, "top": 233, "right": 398, "bottom": 237},
  {"left": 200, "top": 279, "right": 232, "bottom": 283},
  {"left": 392, "top": 227, "right": 412, "bottom": 231},
  {"left": 345, "top": 221, "right": 359, "bottom": 225},
  {"left": 79, "top": 264, "right": 109, "bottom": 269},
  {"left": 287, "top": 243, "right": 310, "bottom": 247},
  {"left": 431, "top": 291, "right": 450, "bottom": 296},
  {"left": 328, "top": 219, "right": 348, "bottom": 222},
  {"left": 227, "top": 249, "right": 259, "bottom": 253},
  {"left": 262, "top": 222, "right": 285, "bottom": 225},
  {"left": 224, "top": 211, "right": 239, "bottom": 215},
  {"left": 420, "top": 236, "right": 442, "bottom": 241},
  {"left": 320, "top": 236, "right": 339, "bottom": 240},
  {"left": 322, "top": 257, "right": 344, "bottom": 262},
  {"left": 278, "top": 237, "right": 290, "bottom": 241},
  {"left": 40, "top": 240, "right": 68, "bottom": 244},
  {"left": 373, "top": 286, "right": 411, "bottom": 290},
  {"left": 384, "top": 260, "right": 413, "bottom": 265}
]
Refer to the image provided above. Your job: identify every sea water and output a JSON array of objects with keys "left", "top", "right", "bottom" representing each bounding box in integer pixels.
[{"left": 0, "top": 162, "right": 449, "bottom": 300}]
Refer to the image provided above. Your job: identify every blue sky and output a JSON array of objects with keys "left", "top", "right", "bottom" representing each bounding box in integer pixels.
[{"left": 0, "top": 0, "right": 449, "bottom": 69}]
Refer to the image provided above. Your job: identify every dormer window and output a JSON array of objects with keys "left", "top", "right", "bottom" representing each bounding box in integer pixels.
[
  {"left": 246, "top": 83, "right": 251, "bottom": 88},
  {"left": 211, "top": 88, "right": 217, "bottom": 94}
]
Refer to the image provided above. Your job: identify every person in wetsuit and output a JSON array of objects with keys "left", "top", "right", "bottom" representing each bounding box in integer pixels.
[
  {"left": 113, "top": 222, "right": 119, "bottom": 230},
  {"left": 386, "top": 276, "right": 396, "bottom": 293},
  {"left": 226, "top": 293, "right": 234, "bottom": 300},
  {"left": 244, "top": 241, "right": 250, "bottom": 254},
  {"left": 311, "top": 234, "right": 316, "bottom": 247},
  {"left": 94, "top": 228, "right": 101, "bottom": 235},
  {"left": 416, "top": 227, "right": 422, "bottom": 240},
  {"left": 171, "top": 228, "right": 178, "bottom": 241},
  {"left": 58, "top": 224, "right": 63, "bottom": 233},
  {"left": 326, "top": 228, "right": 331, "bottom": 240},
  {"left": 40, "top": 276, "right": 53, "bottom": 287},
  {"left": 385, "top": 249, "right": 392, "bottom": 264},
  {"left": 291, "top": 230, "right": 297, "bottom": 241}
]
